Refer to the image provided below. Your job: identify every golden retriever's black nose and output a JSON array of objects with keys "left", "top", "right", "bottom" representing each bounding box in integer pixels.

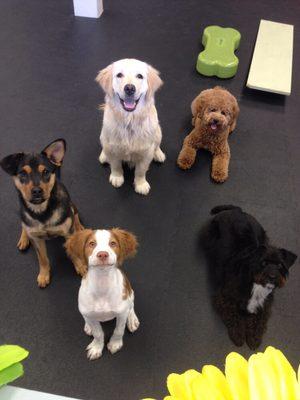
[{"left": 124, "top": 84, "right": 136, "bottom": 96}]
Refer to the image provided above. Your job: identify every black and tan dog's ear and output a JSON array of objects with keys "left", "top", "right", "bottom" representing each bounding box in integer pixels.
[
  {"left": 95, "top": 64, "right": 113, "bottom": 96},
  {"left": 111, "top": 228, "right": 138, "bottom": 264},
  {"left": 42, "top": 139, "right": 66, "bottom": 167},
  {"left": 280, "top": 249, "right": 297, "bottom": 269},
  {"left": 0, "top": 153, "right": 24, "bottom": 175}
]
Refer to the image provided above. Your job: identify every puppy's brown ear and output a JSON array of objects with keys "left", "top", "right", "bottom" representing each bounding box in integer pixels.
[
  {"left": 229, "top": 96, "right": 240, "bottom": 131},
  {"left": 111, "top": 228, "right": 138, "bottom": 264},
  {"left": 42, "top": 139, "right": 66, "bottom": 167},
  {"left": 65, "top": 229, "right": 94, "bottom": 273},
  {"left": 191, "top": 92, "right": 206, "bottom": 124},
  {"left": 147, "top": 65, "right": 163, "bottom": 98},
  {"left": 0, "top": 153, "right": 24, "bottom": 175},
  {"left": 95, "top": 64, "right": 113, "bottom": 96}
]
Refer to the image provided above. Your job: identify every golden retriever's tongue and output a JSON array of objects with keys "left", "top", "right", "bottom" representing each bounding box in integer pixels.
[{"left": 124, "top": 99, "right": 135, "bottom": 110}]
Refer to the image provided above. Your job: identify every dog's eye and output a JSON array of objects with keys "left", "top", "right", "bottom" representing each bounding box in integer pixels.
[
  {"left": 221, "top": 111, "right": 227, "bottom": 116},
  {"left": 89, "top": 241, "right": 96, "bottom": 248},
  {"left": 261, "top": 260, "right": 268, "bottom": 267},
  {"left": 136, "top": 74, "right": 143, "bottom": 79},
  {"left": 209, "top": 108, "right": 217, "bottom": 112},
  {"left": 18, "top": 171, "right": 28, "bottom": 182},
  {"left": 42, "top": 169, "right": 51, "bottom": 179},
  {"left": 110, "top": 241, "right": 117, "bottom": 247},
  {"left": 116, "top": 73, "right": 123, "bottom": 78}
]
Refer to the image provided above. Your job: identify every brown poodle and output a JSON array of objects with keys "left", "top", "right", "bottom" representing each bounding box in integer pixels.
[{"left": 177, "top": 87, "right": 239, "bottom": 182}]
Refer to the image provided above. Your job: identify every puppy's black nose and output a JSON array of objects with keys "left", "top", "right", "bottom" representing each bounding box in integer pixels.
[
  {"left": 31, "top": 187, "right": 43, "bottom": 197},
  {"left": 212, "top": 119, "right": 219, "bottom": 124},
  {"left": 124, "top": 84, "right": 136, "bottom": 96}
]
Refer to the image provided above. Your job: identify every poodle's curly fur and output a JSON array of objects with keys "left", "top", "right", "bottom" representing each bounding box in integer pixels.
[
  {"left": 177, "top": 86, "right": 239, "bottom": 183},
  {"left": 202, "top": 205, "right": 297, "bottom": 349}
]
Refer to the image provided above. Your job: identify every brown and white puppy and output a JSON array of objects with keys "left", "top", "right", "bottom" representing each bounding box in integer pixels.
[
  {"left": 0, "top": 139, "right": 84, "bottom": 288},
  {"left": 177, "top": 86, "right": 239, "bottom": 183},
  {"left": 96, "top": 58, "right": 165, "bottom": 195},
  {"left": 65, "top": 228, "right": 140, "bottom": 360}
]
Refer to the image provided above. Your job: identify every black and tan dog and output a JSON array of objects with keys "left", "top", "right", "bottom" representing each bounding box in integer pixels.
[{"left": 0, "top": 139, "right": 85, "bottom": 287}]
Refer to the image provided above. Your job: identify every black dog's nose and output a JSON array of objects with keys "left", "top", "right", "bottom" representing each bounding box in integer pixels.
[
  {"left": 31, "top": 187, "right": 43, "bottom": 197},
  {"left": 124, "top": 84, "right": 136, "bottom": 96}
]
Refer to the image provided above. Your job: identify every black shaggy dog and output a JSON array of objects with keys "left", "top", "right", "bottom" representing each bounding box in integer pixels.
[{"left": 203, "top": 205, "right": 297, "bottom": 349}]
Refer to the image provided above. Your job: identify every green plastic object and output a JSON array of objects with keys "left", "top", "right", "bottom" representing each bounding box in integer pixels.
[
  {"left": 0, "top": 345, "right": 29, "bottom": 387},
  {"left": 196, "top": 26, "right": 241, "bottom": 78}
]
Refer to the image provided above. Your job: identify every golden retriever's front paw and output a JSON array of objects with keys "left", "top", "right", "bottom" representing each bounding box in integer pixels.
[
  {"left": 99, "top": 151, "right": 108, "bottom": 164},
  {"left": 17, "top": 236, "right": 30, "bottom": 251},
  {"left": 37, "top": 272, "right": 50, "bottom": 288},
  {"left": 154, "top": 148, "right": 166, "bottom": 163},
  {"left": 134, "top": 180, "right": 150, "bottom": 195},
  {"left": 211, "top": 169, "right": 228, "bottom": 183},
  {"left": 107, "top": 338, "right": 123, "bottom": 354},
  {"left": 109, "top": 174, "right": 124, "bottom": 188}
]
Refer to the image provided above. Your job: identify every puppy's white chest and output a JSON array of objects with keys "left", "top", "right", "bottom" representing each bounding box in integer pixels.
[
  {"left": 78, "top": 270, "right": 128, "bottom": 322},
  {"left": 247, "top": 283, "right": 274, "bottom": 314}
]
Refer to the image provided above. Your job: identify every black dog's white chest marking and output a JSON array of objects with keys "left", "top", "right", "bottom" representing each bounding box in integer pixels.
[{"left": 247, "top": 283, "right": 274, "bottom": 314}]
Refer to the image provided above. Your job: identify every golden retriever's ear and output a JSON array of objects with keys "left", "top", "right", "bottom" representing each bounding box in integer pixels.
[
  {"left": 147, "top": 66, "right": 163, "bottom": 98},
  {"left": 111, "top": 228, "right": 138, "bottom": 264},
  {"left": 95, "top": 64, "right": 113, "bottom": 96},
  {"left": 65, "top": 229, "right": 94, "bottom": 268}
]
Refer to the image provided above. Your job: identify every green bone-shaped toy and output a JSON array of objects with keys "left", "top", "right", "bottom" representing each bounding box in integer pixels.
[{"left": 196, "top": 26, "right": 241, "bottom": 78}]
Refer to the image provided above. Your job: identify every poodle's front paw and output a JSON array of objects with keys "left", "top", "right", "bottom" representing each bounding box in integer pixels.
[
  {"left": 228, "top": 327, "right": 245, "bottom": 347},
  {"left": 134, "top": 180, "right": 150, "bottom": 195},
  {"left": 246, "top": 334, "right": 262, "bottom": 350},
  {"left": 177, "top": 156, "right": 193, "bottom": 170},
  {"left": 109, "top": 174, "right": 124, "bottom": 188},
  {"left": 154, "top": 148, "right": 166, "bottom": 163},
  {"left": 86, "top": 339, "right": 103, "bottom": 360},
  {"left": 211, "top": 169, "right": 228, "bottom": 183},
  {"left": 37, "top": 272, "right": 50, "bottom": 288},
  {"left": 107, "top": 338, "right": 123, "bottom": 354},
  {"left": 99, "top": 151, "right": 108, "bottom": 164}
]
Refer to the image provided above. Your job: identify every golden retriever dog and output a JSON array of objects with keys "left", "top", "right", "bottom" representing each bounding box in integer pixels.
[
  {"left": 96, "top": 58, "right": 165, "bottom": 195},
  {"left": 177, "top": 87, "right": 239, "bottom": 183}
]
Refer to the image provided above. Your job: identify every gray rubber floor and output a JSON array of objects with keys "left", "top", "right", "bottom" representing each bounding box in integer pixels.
[{"left": 0, "top": 1, "right": 299, "bottom": 399}]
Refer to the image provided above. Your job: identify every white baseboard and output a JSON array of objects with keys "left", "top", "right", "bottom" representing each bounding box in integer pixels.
[{"left": 0, "top": 386, "right": 81, "bottom": 400}]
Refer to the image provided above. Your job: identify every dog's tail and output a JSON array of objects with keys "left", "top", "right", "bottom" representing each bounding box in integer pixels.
[{"left": 210, "top": 205, "right": 242, "bottom": 215}]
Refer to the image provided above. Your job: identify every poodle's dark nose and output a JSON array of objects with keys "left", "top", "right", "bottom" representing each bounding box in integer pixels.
[
  {"left": 124, "top": 84, "right": 136, "bottom": 96},
  {"left": 212, "top": 119, "right": 219, "bottom": 124}
]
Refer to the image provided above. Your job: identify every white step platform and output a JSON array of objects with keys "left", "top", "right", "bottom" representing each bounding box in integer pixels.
[
  {"left": 0, "top": 386, "right": 81, "bottom": 400},
  {"left": 246, "top": 19, "right": 294, "bottom": 95},
  {"left": 73, "top": 0, "right": 103, "bottom": 18}
]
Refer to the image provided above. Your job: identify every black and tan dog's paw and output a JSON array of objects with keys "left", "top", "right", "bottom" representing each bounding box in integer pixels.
[
  {"left": 37, "top": 272, "right": 50, "bottom": 288},
  {"left": 17, "top": 236, "right": 30, "bottom": 251}
]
